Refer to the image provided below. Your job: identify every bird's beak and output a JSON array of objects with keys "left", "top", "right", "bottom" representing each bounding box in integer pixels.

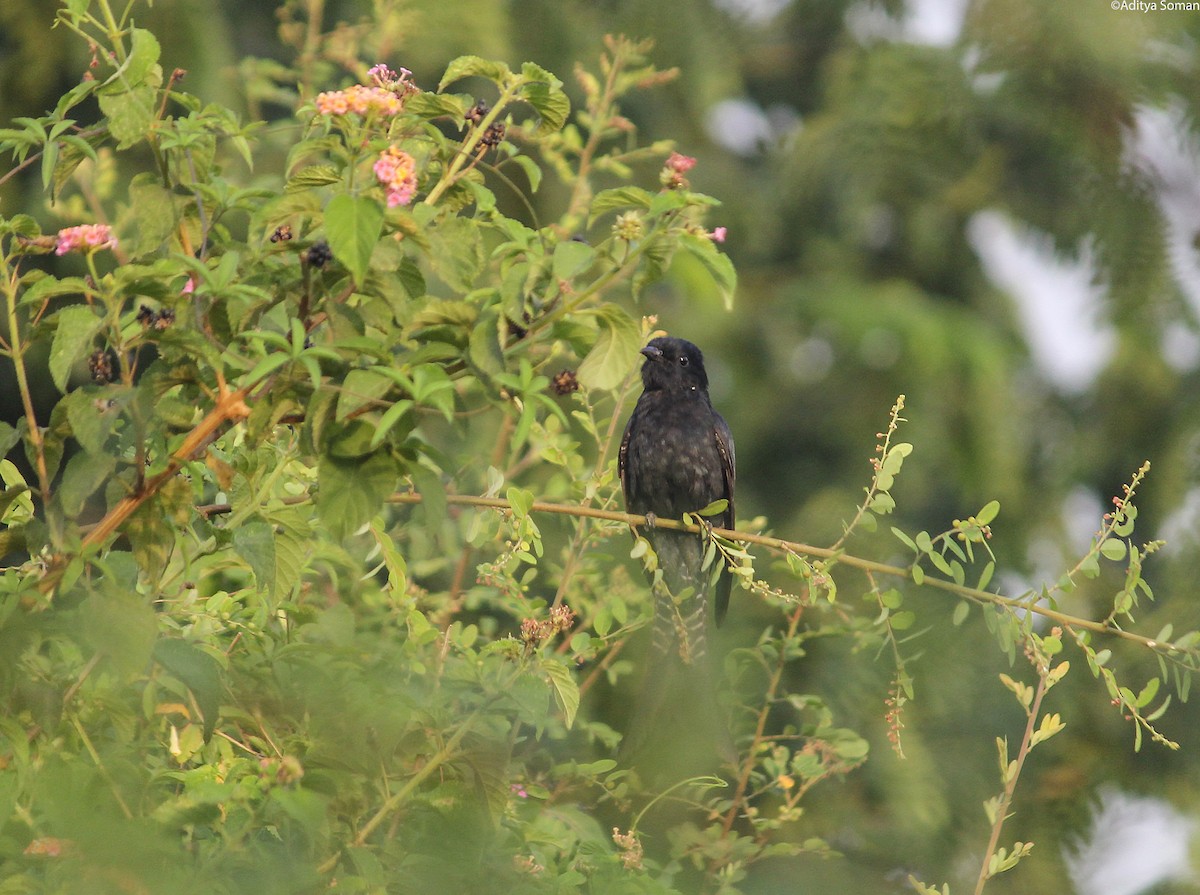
[{"left": 640, "top": 345, "right": 664, "bottom": 361}]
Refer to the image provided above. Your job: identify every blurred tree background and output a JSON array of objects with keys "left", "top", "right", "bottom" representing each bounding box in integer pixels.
[{"left": 4, "top": 0, "right": 1200, "bottom": 892}]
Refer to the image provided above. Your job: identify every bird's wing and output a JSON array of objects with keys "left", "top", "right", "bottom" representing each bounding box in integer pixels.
[
  {"left": 713, "top": 413, "right": 736, "bottom": 625},
  {"left": 618, "top": 413, "right": 633, "bottom": 500}
]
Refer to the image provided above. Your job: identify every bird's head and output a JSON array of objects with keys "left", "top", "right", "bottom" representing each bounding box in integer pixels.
[{"left": 639, "top": 336, "right": 709, "bottom": 393}]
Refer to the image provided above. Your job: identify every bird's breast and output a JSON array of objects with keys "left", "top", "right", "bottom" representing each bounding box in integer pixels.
[{"left": 624, "top": 394, "right": 727, "bottom": 519}]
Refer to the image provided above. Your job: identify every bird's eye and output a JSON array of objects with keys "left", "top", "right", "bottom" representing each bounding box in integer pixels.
[{"left": 679, "top": 355, "right": 689, "bottom": 366}]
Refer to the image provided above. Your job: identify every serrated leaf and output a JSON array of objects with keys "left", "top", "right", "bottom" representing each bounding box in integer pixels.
[
  {"left": 316, "top": 449, "right": 399, "bottom": 541},
  {"left": 577, "top": 305, "right": 641, "bottom": 391},
  {"left": 427, "top": 217, "right": 483, "bottom": 292},
  {"left": 127, "top": 174, "right": 178, "bottom": 257},
  {"left": 336, "top": 368, "right": 394, "bottom": 421},
  {"left": 49, "top": 305, "right": 103, "bottom": 392},
  {"left": 232, "top": 516, "right": 276, "bottom": 597},
  {"left": 439, "top": 55, "right": 511, "bottom": 91},
  {"left": 679, "top": 233, "right": 737, "bottom": 310},
  {"left": 551, "top": 239, "right": 596, "bottom": 281},
  {"left": 542, "top": 659, "right": 579, "bottom": 728},
  {"left": 404, "top": 92, "right": 468, "bottom": 119},
  {"left": 519, "top": 74, "right": 569, "bottom": 135},
  {"left": 287, "top": 165, "right": 342, "bottom": 191},
  {"left": 468, "top": 309, "right": 505, "bottom": 377},
  {"left": 324, "top": 193, "right": 384, "bottom": 286},
  {"left": 98, "top": 84, "right": 158, "bottom": 149},
  {"left": 101, "top": 28, "right": 161, "bottom": 93},
  {"left": 588, "top": 186, "right": 656, "bottom": 222}
]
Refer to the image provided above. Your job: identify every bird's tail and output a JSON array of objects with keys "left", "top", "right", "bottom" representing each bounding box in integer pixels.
[{"left": 619, "top": 580, "right": 737, "bottom": 778}]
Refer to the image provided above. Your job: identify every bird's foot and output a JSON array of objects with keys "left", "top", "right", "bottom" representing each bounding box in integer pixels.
[{"left": 643, "top": 511, "right": 657, "bottom": 528}]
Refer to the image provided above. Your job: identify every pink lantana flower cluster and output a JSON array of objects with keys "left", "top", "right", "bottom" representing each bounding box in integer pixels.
[
  {"left": 367, "top": 63, "right": 415, "bottom": 91},
  {"left": 315, "top": 84, "right": 404, "bottom": 117},
  {"left": 661, "top": 151, "right": 697, "bottom": 189},
  {"left": 314, "top": 63, "right": 418, "bottom": 118},
  {"left": 373, "top": 146, "right": 419, "bottom": 207},
  {"left": 55, "top": 224, "right": 117, "bottom": 255}
]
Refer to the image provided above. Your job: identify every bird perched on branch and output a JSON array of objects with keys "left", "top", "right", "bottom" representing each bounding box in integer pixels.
[{"left": 618, "top": 336, "right": 737, "bottom": 770}]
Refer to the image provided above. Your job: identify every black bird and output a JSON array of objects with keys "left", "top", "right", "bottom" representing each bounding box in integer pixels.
[{"left": 618, "top": 336, "right": 736, "bottom": 769}]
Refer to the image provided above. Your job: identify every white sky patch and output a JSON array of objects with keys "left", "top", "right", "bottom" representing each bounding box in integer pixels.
[
  {"left": 847, "top": 0, "right": 968, "bottom": 47},
  {"left": 1062, "top": 485, "right": 1105, "bottom": 555},
  {"left": 1066, "top": 788, "right": 1197, "bottom": 895},
  {"left": 713, "top": 0, "right": 790, "bottom": 25},
  {"left": 903, "top": 0, "right": 968, "bottom": 46},
  {"left": 968, "top": 210, "right": 1116, "bottom": 393},
  {"left": 1158, "top": 484, "right": 1200, "bottom": 556},
  {"left": 1126, "top": 101, "right": 1200, "bottom": 318},
  {"left": 706, "top": 98, "right": 775, "bottom": 156}
]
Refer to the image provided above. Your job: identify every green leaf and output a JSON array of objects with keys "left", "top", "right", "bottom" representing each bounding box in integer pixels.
[
  {"left": 696, "top": 499, "right": 728, "bottom": 517},
  {"left": 551, "top": 239, "right": 596, "bottom": 281},
  {"left": 469, "top": 309, "right": 505, "bottom": 377},
  {"left": 232, "top": 516, "right": 276, "bottom": 596},
  {"left": 57, "top": 450, "right": 116, "bottom": 517},
  {"left": 267, "top": 508, "right": 310, "bottom": 601},
  {"left": 369, "top": 399, "right": 414, "bottom": 448},
  {"left": 404, "top": 92, "right": 468, "bottom": 120},
  {"left": 316, "top": 450, "right": 400, "bottom": 541},
  {"left": 869, "top": 492, "right": 896, "bottom": 514},
  {"left": 577, "top": 305, "right": 641, "bottom": 391},
  {"left": 409, "top": 462, "right": 447, "bottom": 530},
  {"left": 153, "top": 638, "right": 224, "bottom": 741},
  {"left": 428, "top": 217, "right": 483, "bottom": 292},
  {"left": 126, "top": 174, "right": 178, "bottom": 257},
  {"left": 49, "top": 305, "right": 103, "bottom": 392},
  {"left": 336, "top": 368, "right": 395, "bottom": 421},
  {"left": 952, "top": 601, "right": 970, "bottom": 626},
  {"left": 439, "top": 55, "right": 512, "bottom": 91},
  {"left": 81, "top": 584, "right": 157, "bottom": 679},
  {"left": 890, "top": 610, "right": 915, "bottom": 631},
  {"left": 541, "top": 659, "right": 579, "bottom": 728},
  {"left": 519, "top": 64, "right": 570, "bottom": 134},
  {"left": 509, "top": 155, "right": 543, "bottom": 193},
  {"left": 1137, "top": 677, "right": 1160, "bottom": 707},
  {"left": 1100, "top": 538, "right": 1127, "bottom": 561},
  {"left": 976, "top": 499, "right": 1000, "bottom": 525},
  {"left": 286, "top": 164, "right": 342, "bottom": 191},
  {"left": 892, "top": 527, "right": 917, "bottom": 552},
  {"left": 324, "top": 193, "right": 384, "bottom": 286},
  {"left": 972, "top": 561, "right": 993, "bottom": 591},
  {"left": 98, "top": 84, "right": 158, "bottom": 149},
  {"left": 100, "top": 28, "right": 161, "bottom": 93},
  {"left": 588, "top": 187, "right": 656, "bottom": 222},
  {"left": 679, "top": 233, "right": 737, "bottom": 311}
]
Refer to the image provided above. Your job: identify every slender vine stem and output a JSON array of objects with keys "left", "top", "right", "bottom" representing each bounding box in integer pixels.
[
  {"left": 973, "top": 666, "right": 1048, "bottom": 895},
  {"left": 178, "top": 489, "right": 1199, "bottom": 660}
]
